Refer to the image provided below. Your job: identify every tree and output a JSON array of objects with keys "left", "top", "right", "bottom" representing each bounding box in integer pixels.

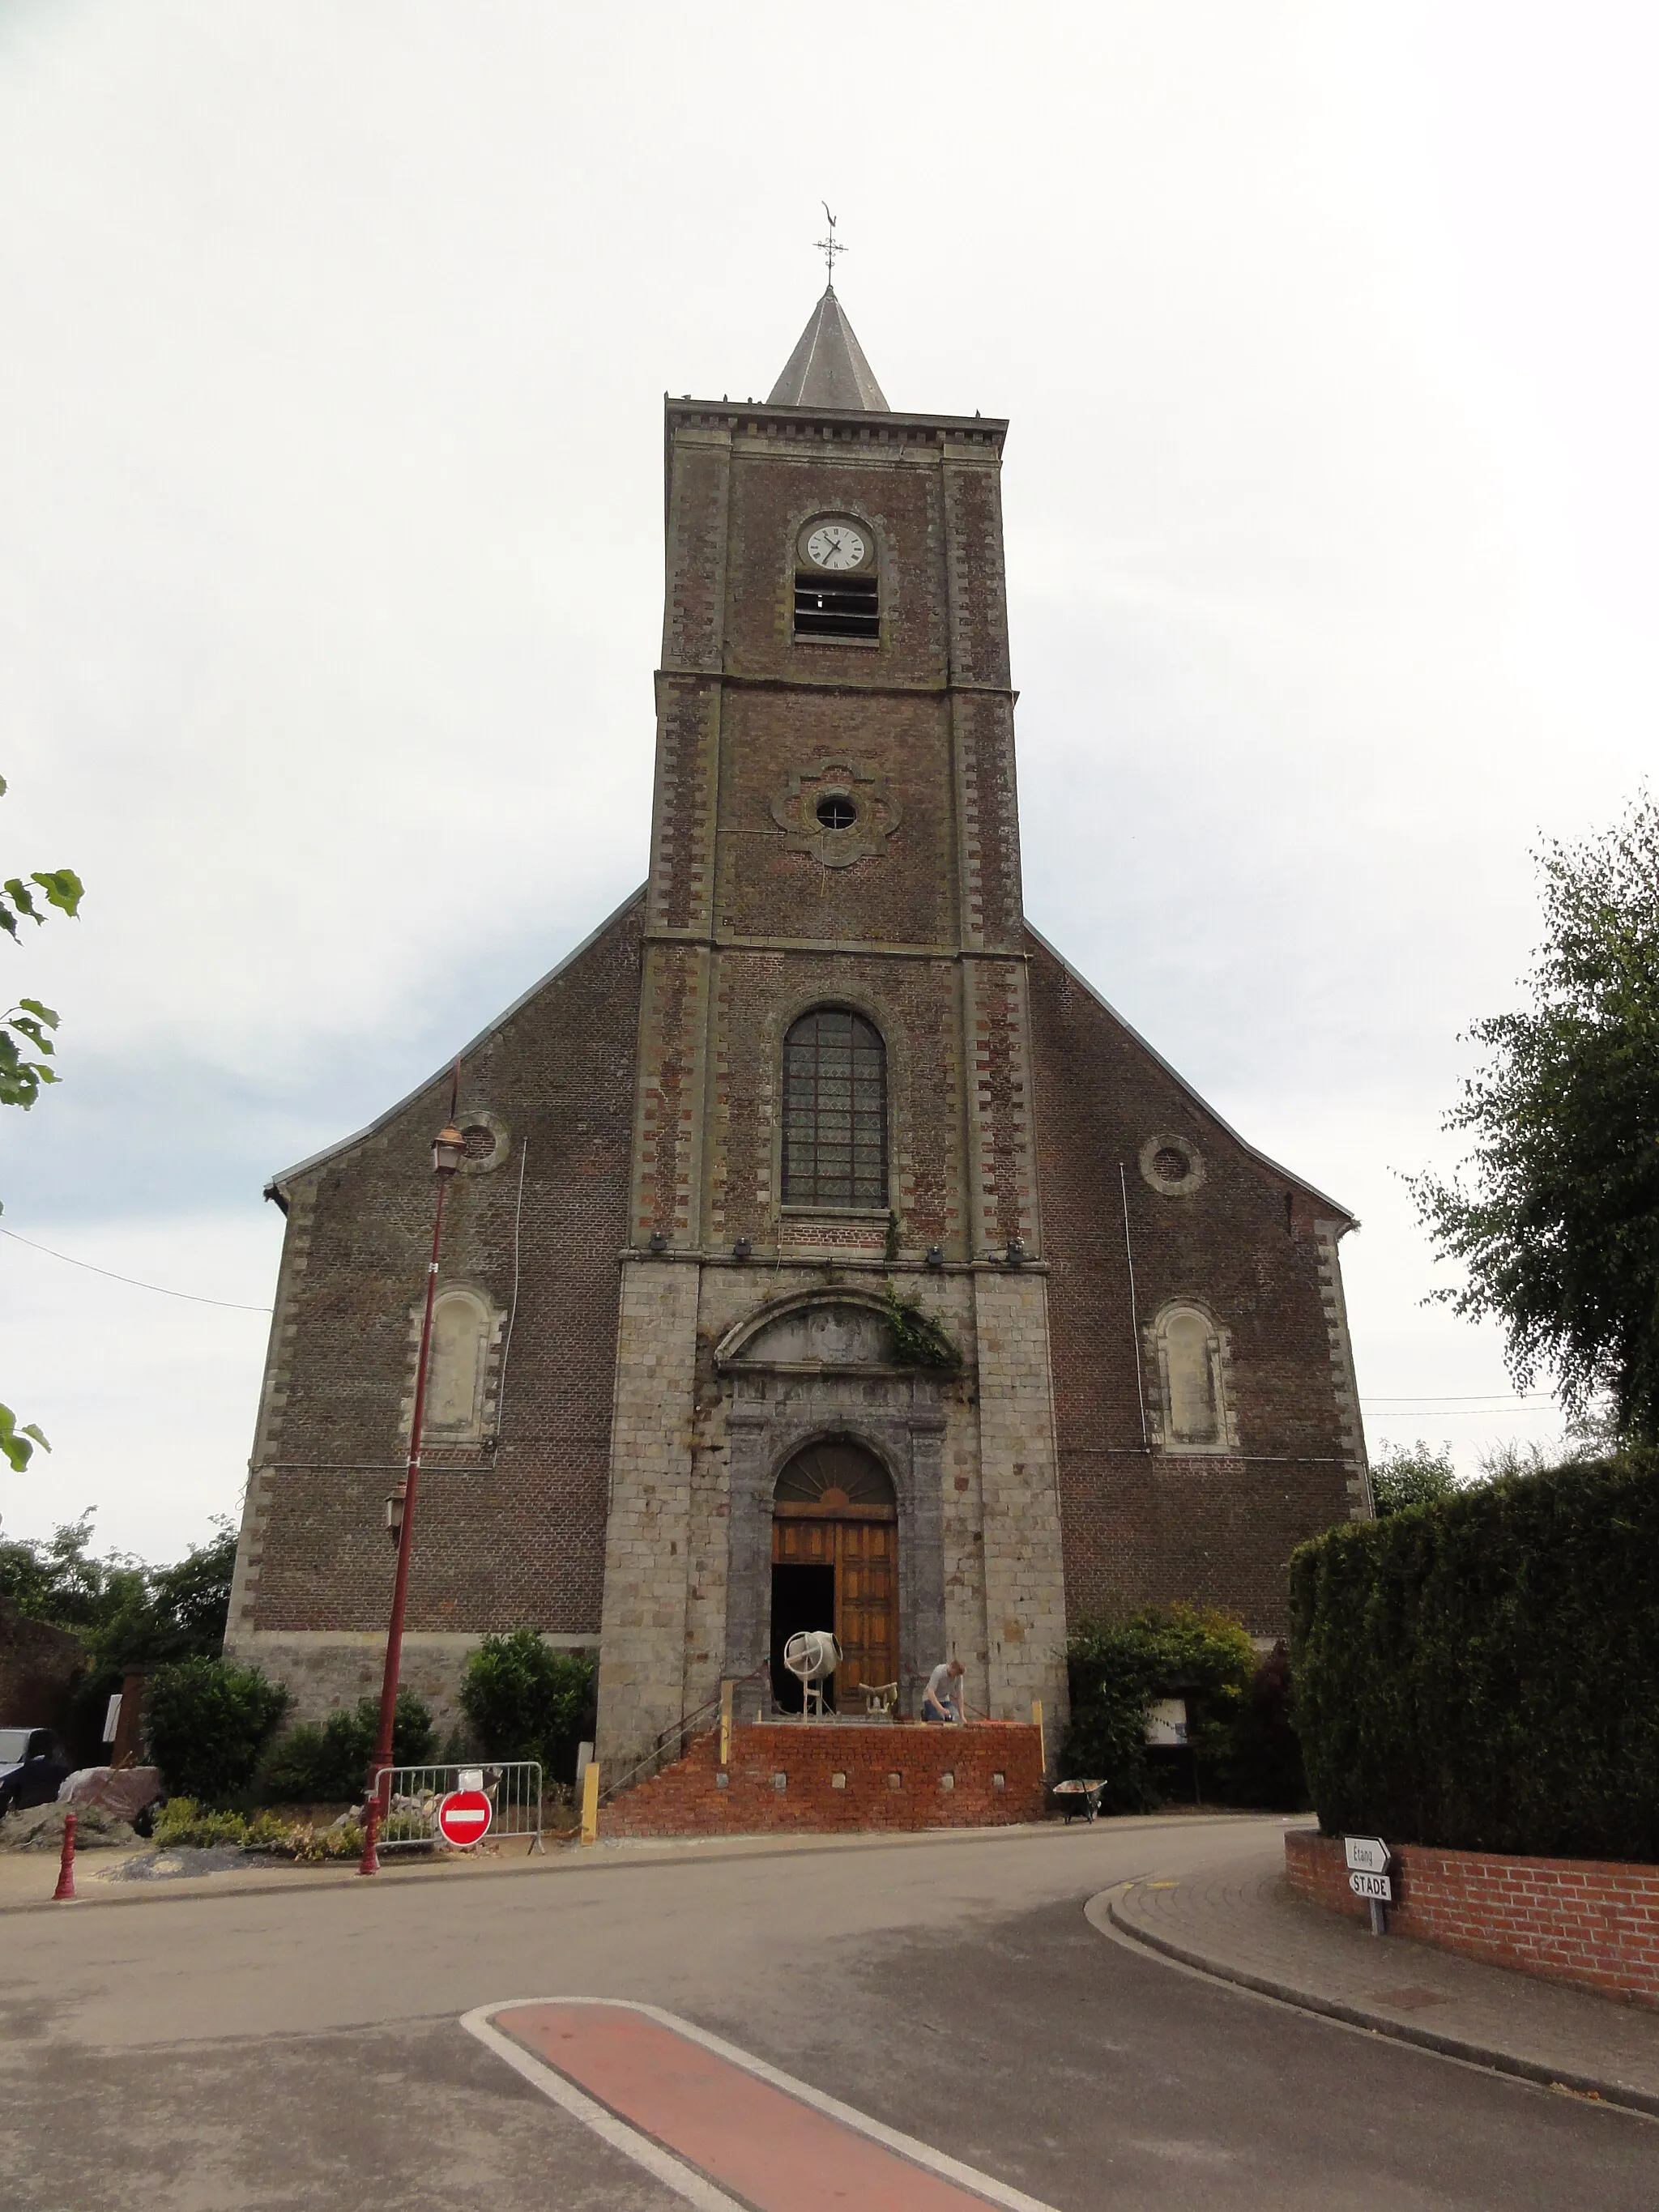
[
  {"left": 0, "top": 1511, "right": 236, "bottom": 1669},
  {"left": 2, "top": 769, "right": 85, "bottom": 1473},
  {"left": 1409, "top": 794, "right": 1659, "bottom": 1446},
  {"left": 1369, "top": 1440, "right": 1459, "bottom": 1517}
]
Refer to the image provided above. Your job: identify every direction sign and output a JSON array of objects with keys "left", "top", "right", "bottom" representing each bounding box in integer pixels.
[
  {"left": 436, "top": 1788, "right": 493, "bottom": 1847},
  {"left": 1344, "top": 1835, "right": 1389, "bottom": 1874},
  {"left": 1350, "top": 1869, "right": 1392, "bottom": 1902}
]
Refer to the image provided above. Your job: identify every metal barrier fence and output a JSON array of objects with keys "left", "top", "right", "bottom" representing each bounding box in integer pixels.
[{"left": 368, "top": 1761, "right": 544, "bottom": 1852}]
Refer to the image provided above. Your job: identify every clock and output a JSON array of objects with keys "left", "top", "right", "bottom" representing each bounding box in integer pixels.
[{"left": 803, "top": 520, "right": 868, "bottom": 572}]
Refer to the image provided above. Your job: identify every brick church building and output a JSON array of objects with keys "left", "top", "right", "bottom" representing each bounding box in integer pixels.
[{"left": 227, "top": 284, "right": 1371, "bottom": 1779}]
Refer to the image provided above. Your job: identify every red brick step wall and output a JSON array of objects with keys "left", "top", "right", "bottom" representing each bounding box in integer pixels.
[{"left": 603, "top": 1721, "right": 1046, "bottom": 1839}]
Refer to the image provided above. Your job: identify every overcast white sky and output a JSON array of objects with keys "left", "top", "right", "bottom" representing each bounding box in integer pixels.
[{"left": 2, "top": 1, "right": 1654, "bottom": 1561}]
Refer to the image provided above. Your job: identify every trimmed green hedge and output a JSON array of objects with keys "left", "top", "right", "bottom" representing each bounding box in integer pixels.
[{"left": 1289, "top": 1453, "right": 1659, "bottom": 1861}]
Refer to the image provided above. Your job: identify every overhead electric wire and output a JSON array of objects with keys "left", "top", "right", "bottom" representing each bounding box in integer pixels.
[
  {"left": 1362, "top": 1392, "right": 1554, "bottom": 1404},
  {"left": 0, "top": 1225, "right": 272, "bottom": 1312}
]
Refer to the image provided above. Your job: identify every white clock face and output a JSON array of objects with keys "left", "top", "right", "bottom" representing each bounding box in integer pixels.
[{"left": 805, "top": 522, "right": 868, "bottom": 571}]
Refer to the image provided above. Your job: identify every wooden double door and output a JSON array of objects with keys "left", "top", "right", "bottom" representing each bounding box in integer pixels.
[{"left": 771, "top": 1504, "right": 898, "bottom": 1711}]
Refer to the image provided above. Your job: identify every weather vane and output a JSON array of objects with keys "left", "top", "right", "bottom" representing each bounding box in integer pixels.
[{"left": 815, "top": 202, "right": 847, "bottom": 287}]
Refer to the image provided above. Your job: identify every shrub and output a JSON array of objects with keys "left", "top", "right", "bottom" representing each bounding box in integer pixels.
[
  {"left": 254, "top": 1690, "right": 436, "bottom": 1805},
  {"left": 146, "top": 1658, "right": 289, "bottom": 1804},
  {"left": 1218, "top": 1641, "right": 1309, "bottom": 1812},
  {"left": 152, "top": 1797, "right": 250, "bottom": 1848},
  {"left": 460, "top": 1631, "right": 597, "bottom": 1783},
  {"left": 1060, "top": 1605, "right": 1257, "bottom": 1812},
  {"left": 1289, "top": 1451, "right": 1659, "bottom": 1860}
]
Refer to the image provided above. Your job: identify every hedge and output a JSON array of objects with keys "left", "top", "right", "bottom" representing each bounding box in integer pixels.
[{"left": 1288, "top": 1452, "right": 1659, "bottom": 1861}]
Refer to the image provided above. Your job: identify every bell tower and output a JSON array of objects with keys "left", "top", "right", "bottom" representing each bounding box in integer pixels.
[{"left": 595, "top": 280, "right": 1068, "bottom": 1775}]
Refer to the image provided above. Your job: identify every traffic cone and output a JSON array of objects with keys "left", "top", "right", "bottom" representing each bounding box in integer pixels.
[{"left": 53, "top": 1810, "right": 76, "bottom": 1902}]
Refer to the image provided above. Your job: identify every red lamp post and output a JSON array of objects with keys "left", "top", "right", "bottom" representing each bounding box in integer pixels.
[{"left": 359, "top": 1115, "right": 467, "bottom": 1876}]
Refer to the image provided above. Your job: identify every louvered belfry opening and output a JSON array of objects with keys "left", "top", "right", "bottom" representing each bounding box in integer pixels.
[
  {"left": 782, "top": 1008, "right": 887, "bottom": 1208},
  {"left": 793, "top": 570, "right": 880, "bottom": 641}
]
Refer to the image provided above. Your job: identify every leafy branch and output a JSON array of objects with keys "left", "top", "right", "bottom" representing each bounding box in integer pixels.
[{"left": 2, "top": 769, "right": 84, "bottom": 1470}]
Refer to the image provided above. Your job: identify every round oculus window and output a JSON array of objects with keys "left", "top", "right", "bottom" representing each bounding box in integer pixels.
[
  {"left": 455, "top": 1109, "right": 510, "bottom": 1174},
  {"left": 1139, "top": 1132, "right": 1206, "bottom": 1197},
  {"left": 815, "top": 794, "right": 858, "bottom": 831}
]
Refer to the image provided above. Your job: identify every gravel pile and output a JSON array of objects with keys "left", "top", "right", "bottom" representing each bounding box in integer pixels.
[{"left": 0, "top": 1801, "right": 139, "bottom": 1852}]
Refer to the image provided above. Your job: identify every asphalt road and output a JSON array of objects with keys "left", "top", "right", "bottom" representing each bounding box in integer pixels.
[{"left": 1, "top": 1816, "right": 1649, "bottom": 2210}]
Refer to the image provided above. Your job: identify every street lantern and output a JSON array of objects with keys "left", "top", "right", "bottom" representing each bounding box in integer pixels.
[{"left": 360, "top": 1099, "right": 466, "bottom": 1876}]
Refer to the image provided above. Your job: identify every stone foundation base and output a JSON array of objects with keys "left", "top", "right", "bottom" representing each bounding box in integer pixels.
[
  {"left": 603, "top": 1719, "right": 1046, "bottom": 1838},
  {"left": 224, "top": 1630, "right": 597, "bottom": 1738}
]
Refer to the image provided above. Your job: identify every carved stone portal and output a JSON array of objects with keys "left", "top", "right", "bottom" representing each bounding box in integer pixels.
[{"left": 718, "top": 1293, "right": 946, "bottom": 1719}]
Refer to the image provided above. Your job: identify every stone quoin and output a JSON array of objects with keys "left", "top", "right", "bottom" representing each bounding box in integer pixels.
[{"left": 226, "top": 279, "right": 1370, "bottom": 1784}]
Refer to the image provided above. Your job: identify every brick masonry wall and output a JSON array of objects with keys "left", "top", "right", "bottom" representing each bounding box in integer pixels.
[
  {"left": 228, "top": 895, "right": 644, "bottom": 1685},
  {"left": 604, "top": 1720, "right": 1045, "bottom": 1838},
  {"left": 1027, "top": 931, "right": 1366, "bottom": 1639},
  {"left": 0, "top": 1596, "right": 85, "bottom": 1734},
  {"left": 1286, "top": 1829, "right": 1659, "bottom": 2009}
]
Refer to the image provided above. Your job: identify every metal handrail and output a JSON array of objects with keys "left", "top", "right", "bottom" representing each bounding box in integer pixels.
[{"left": 598, "top": 1661, "right": 769, "bottom": 1805}]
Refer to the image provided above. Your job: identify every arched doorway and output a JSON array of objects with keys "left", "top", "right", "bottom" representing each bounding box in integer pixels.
[{"left": 770, "top": 1440, "right": 898, "bottom": 1713}]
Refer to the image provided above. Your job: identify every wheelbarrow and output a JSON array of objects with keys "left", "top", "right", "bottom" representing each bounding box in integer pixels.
[{"left": 1049, "top": 1778, "right": 1107, "bottom": 1823}]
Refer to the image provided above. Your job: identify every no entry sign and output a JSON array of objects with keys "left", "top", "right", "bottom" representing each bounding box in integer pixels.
[{"left": 436, "top": 1788, "right": 493, "bottom": 1847}]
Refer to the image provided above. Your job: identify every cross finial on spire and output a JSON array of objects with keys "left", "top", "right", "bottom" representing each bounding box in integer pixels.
[{"left": 814, "top": 202, "right": 847, "bottom": 288}]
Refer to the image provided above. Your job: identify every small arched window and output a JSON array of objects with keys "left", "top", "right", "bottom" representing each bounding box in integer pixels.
[
  {"left": 783, "top": 1008, "right": 887, "bottom": 1208},
  {"left": 424, "top": 1289, "right": 493, "bottom": 1443},
  {"left": 1156, "top": 1304, "right": 1227, "bottom": 1451}
]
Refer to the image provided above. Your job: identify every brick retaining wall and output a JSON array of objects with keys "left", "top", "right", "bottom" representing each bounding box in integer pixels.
[
  {"left": 604, "top": 1720, "right": 1045, "bottom": 1838},
  {"left": 1286, "top": 1828, "right": 1659, "bottom": 2008}
]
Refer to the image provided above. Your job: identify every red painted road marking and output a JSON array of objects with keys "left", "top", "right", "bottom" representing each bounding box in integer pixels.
[{"left": 465, "top": 1999, "right": 1056, "bottom": 2212}]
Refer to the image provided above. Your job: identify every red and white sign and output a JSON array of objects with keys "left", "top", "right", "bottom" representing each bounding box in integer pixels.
[{"left": 436, "top": 1788, "right": 493, "bottom": 1846}]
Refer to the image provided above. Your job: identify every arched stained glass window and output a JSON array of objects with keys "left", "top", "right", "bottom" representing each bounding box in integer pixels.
[{"left": 783, "top": 1008, "right": 887, "bottom": 1208}]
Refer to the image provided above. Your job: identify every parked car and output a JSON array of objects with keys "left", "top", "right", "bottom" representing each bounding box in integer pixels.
[{"left": 0, "top": 1728, "right": 74, "bottom": 1817}]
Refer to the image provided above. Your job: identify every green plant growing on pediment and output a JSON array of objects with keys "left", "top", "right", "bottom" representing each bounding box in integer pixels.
[{"left": 881, "top": 1286, "right": 961, "bottom": 1371}]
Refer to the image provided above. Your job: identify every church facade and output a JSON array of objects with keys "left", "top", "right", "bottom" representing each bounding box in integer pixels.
[{"left": 226, "top": 288, "right": 1371, "bottom": 1778}]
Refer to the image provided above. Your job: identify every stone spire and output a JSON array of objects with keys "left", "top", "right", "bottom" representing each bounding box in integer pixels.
[{"left": 767, "top": 287, "right": 890, "bottom": 412}]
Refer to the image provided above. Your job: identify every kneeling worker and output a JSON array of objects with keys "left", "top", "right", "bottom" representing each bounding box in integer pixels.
[{"left": 923, "top": 1657, "right": 965, "bottom": 1724}]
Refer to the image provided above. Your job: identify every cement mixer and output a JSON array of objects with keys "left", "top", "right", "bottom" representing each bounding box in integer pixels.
[{"left": 783, "top": 1628, "right": 842, "bottom": 1720}]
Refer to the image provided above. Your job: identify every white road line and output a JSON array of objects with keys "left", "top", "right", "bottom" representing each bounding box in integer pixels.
[{"left": 461, "top": 1996, "right": 1062, "bottom": 2212}]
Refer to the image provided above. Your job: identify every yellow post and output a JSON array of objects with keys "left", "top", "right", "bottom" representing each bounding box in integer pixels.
[
  {"left": 719, "top": 1678, "right": 733, "bottom": 1767},
  {"left": 580, "top": 1759, "right": 599, "bottom": 1846},
  {"left": 1032, "top": 1699, "right": 1046, "bottom": 1773}
]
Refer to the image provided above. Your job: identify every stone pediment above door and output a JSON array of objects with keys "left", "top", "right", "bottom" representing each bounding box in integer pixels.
[{"left": 717, "top": 1294, "right": 892, "bottom": 1373}]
